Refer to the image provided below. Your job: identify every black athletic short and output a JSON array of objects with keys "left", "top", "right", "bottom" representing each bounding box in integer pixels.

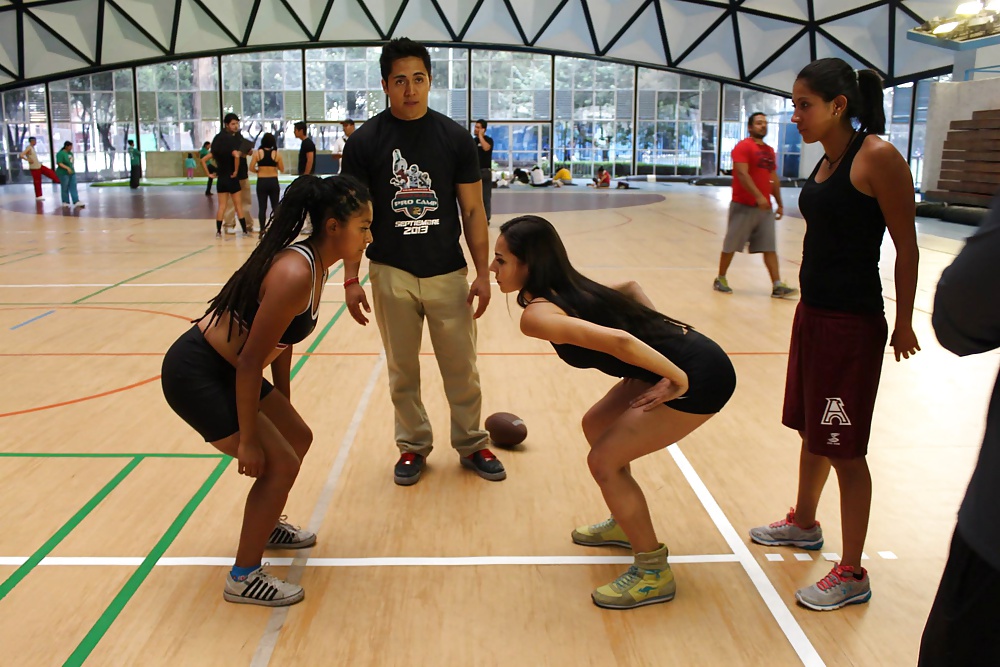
[
  {"left": 161, "top": 325, "right": 273, "bottom": 442},
  {"left": 216, "top": 174, "right": 241, "bottom": 194},
  {"left": 662, "top": 329, "right": 737, "bottom": 415}
]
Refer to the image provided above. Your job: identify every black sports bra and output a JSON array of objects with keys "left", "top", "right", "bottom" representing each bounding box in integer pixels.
[
  {"left": 239, "top": 242, "right": 325, "bottom": 346},
  {"left": 257, "top": 149, "right": 277, "bottom": 168}
]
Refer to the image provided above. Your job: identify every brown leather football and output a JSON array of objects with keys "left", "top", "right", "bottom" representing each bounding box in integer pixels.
[{"left": 485, "top": 412, "right": 527, "bottom": 447}]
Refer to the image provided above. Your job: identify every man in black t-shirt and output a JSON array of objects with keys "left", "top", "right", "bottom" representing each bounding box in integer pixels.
[
  {"left": 342, "top": 37, "right": 503, "bottom": 486},
  {"left": 474, "top": 119, "right": 494, "bottom": 222},
  {"left": 294, "top": 122, "right": 316, "bottom": 175},
  {"left": 209, "top": 113, "right": 249, "bottom": 237},
  {"left": 222, "top": 129, "right": 254, "bottom": 235}
]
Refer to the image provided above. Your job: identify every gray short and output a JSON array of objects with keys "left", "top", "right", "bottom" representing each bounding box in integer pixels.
[{"left": 722, "top": 201, "right": 776, "bottom": 254}]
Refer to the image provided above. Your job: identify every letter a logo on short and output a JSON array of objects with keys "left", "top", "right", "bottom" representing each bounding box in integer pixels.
[{"left": 820, "top": 398, "right": 851, "bottom": 426}]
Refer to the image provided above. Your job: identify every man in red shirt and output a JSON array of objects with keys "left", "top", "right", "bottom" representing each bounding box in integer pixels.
[{"left": 714, "top": 112, "right": 797, "bottom": 298}]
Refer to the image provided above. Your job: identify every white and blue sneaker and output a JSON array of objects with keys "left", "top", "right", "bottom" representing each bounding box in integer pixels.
[
  {"left": 265, "top": 516, "right": 316, "bottom": 549},
  {"left": 223, "top": 565, "right": 304, "bottom": 607}
]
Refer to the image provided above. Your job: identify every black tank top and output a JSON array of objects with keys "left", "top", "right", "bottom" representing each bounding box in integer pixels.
[
  {"left": 238, "top": 242, "right": 324, "bottom": 346},
  {"left": 257, "top": 149, "right": 277, "bottom": 168},
  {"left": 550, "top": 315, "right": 693, "bottom": 385},
  {"left": 798, "top": 133, "right": 886, "bottom": 315}
]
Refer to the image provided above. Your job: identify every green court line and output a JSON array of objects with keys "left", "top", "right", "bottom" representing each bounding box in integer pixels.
[
  {"left": 0, "top": 249, "right": 30, "bottom": 260},
  {"left": 62, "top": 456, "right": 230, "bottom": 667},
  {"left": 72, "top": 247, "right": 212, "bottom": 304},
  {"left": 0, "top": 453, "right": 225, "bottom": 459},
  {"left": 289, "top": 272, "right": 367, "bottom": 379},
  {"left": 0, "top": 253, "right": 45, "bottom": 267},
  {"left": 0, "top": 456, "right": 143, "bottom": 602},
  {"left": 62, "top": 271, "right": 356, "bottom": 664}
]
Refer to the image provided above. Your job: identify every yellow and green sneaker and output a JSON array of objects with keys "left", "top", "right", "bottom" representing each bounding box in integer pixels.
[
  {"left": 591, "top": 544, "right": 675, "bottom": 610},
  {"left": 571, "top": 516, "right": 631, "bottom": 548}
]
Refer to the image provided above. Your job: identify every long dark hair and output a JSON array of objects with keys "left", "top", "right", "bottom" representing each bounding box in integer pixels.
[
  {"left": 499, "top": 215, "right": 689, "bottom": 339},
  {"left": 260, "top": 133, "right": 276, "bottom": 150},
  {"left": 199, "top": 174, "right": 371, "bottom": 339},
  {"left": 796, "top": 58, "right": 885, "bottom": 135}
]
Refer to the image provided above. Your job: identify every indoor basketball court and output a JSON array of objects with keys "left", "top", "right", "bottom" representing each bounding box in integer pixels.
[{"left": 0, "top": 181, "right": 990, "bottom": 666}]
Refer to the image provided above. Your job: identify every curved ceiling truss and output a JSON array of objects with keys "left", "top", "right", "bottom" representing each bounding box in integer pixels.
[{"left": 0, "top": 0, "right": 960, "bottom": 94}]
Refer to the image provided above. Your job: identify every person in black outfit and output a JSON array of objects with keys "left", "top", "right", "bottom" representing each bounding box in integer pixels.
[
  {"left": 491, "top": 214, "right": 735, "bottom": 609},
  {"left": 474, "top": 119, "right": 494, "bottom": 222},
  {"left": 295, "top": 121, "right": 316, "bottom": 176},
  {"left": 249, "top": 132, "right": 284, "bottom": 233},
  {"left": 919, "top": 195, "right": 1000, "bottom": 665},
  {"left": 161, "top": 174, "right": 373, "bottom": 607},
  {"left": 210, "top": 113, "right": 249, "bottom": 237}
]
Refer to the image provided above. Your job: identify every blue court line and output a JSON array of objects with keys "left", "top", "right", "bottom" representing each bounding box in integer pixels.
[{"left": 10, "top": 310, "right": 55, "bottom": 330}]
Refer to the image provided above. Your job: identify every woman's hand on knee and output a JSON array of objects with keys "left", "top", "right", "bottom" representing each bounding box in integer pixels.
[{"left": 237, "top": 437, "right": 265, "bottom": 477}]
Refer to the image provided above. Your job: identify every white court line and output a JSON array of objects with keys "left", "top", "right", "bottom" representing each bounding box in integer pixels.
[
  {"left": 794, "top": 553, "right": 814, "bottom": 562},
  {"left": 252, "top": 353, "right": 385, "bottom": 667},
  {"left": 0, "top": 284, "right": 110, "bottom": 288},
  {"left": 0, "top": 554, "right": 740, "bottom": 568},
  {"left": 669, "top": 445, "right": 825, "bottom": 667}
]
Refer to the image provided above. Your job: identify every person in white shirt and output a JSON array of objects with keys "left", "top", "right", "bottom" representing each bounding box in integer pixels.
[
  {"left": 529, "top": 165, "right": 554, "bottom": 188},
  {"left": 331, "top": 118, "right": 355, "bottom": 173},
  {"left": 19, "top": 137, "right": 59, "bottom": 201}
]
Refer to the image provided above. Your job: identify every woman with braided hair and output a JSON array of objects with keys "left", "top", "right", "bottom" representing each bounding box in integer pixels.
[{"left": 161, "top": 174, "right": 373, "bottom": 606}]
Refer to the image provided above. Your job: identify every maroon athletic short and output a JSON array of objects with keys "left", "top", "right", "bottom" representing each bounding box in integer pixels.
[{"left": 782, "top": 302, "right": 888, "bottom": 459}]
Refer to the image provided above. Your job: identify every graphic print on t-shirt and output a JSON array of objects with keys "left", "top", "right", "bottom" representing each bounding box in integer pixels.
[
  {"left": 389, "top": 149, "right": 440, "bottom": 233},
  {"left": 756, "top": 149, "right": 775, "bottom": 171}
]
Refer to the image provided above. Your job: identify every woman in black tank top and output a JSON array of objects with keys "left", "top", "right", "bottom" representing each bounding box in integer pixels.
[
  {"left": 250, "top": 132, "right": 285, "bottom": 233},
  {"left": 160, "top": 175, "right": 373, "bottom": 608},
  {"left": 491, "top": 215, "right": 736, "bottom": 610},
  {"left": 748, "top": 58, "right": 921, "bottom": 612}
]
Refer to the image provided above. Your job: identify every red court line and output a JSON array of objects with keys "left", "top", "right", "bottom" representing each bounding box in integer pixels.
[
  {"left": 562, "top": 210, "right": 634, "bottom": 236},
  {"left": 0, "top": 306, "right": 188, "bottom": 418},
  {"left": 0, "top": 305, "right": 191, "bottom": 321},
  {"left": 0, "top": 375, "right": 161, "bottom": 419}
]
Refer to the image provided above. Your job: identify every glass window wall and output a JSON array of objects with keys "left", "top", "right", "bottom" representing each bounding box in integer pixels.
[
  {"left": 2, "top": 85, "right": 48, "bottom": 184},
  {"left": 137, "top": 58, "right": 219, "bottom": 153}
]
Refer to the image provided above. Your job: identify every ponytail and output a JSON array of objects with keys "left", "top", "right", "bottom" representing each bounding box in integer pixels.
[
  {"left": 796, "top": 58, "right": 885, "bottom": 135},
  {"left": 198, "top": 174, "right": 371, "bottom": 339},
  {"left": 855, "top": 69, "right": 885, "bottom": 135}
]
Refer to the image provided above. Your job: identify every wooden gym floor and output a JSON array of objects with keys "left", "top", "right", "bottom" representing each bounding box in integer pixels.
[{"left": 0, "top": 181, "right": 992, "bottom": 667}]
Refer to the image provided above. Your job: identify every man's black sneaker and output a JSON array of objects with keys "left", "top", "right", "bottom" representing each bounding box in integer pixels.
[
  {"left": 394, "top": 452, "right": 425, "bottom": 486},
  {"left": 461, "top": 449, "right": 506, "bottom": 481}
]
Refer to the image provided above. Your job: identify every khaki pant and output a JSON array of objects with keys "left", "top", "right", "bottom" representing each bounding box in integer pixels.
[
  {"left": 223, "top": 178, "right": 255, "bottom": 231},
  {"left": 370, "top": 262, "right": 489, "bottom": 457}
]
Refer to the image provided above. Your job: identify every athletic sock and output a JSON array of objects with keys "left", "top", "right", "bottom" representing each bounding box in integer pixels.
[
  {"left": 216, "top": 220, "right": 222, "bottom": 233},
  {"left": 239, "top": 217, "right": 248, "bottom": 233},
  {"left": 230, "top": 564, "right": 261, "bottom": 581}
]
